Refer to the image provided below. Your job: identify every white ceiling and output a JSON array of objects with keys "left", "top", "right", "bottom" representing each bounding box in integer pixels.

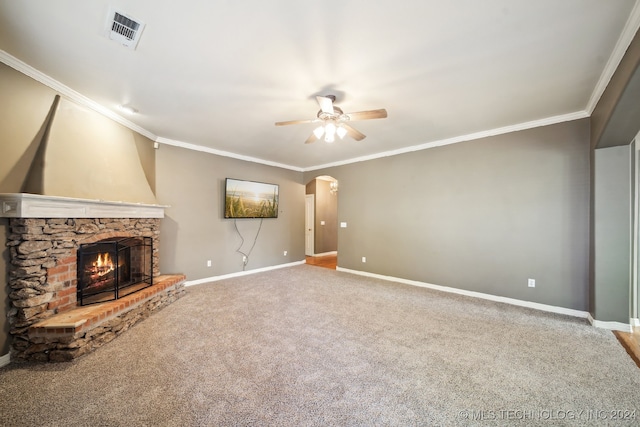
[{"left": 1, "top": 1, "right": 639, "bottom": 171}]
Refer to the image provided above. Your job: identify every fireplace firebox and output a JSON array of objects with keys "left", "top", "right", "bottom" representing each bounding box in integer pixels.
[{"left": 77, "top": 236, "right": 153, "bottom": 305}]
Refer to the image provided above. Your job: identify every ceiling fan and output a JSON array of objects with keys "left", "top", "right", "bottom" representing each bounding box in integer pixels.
[{"left": 275, "top": 95, "right": 387, "bottom": 144}]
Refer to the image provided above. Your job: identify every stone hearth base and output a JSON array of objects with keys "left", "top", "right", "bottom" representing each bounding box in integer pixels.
[{"left": 22, "top": 275, "right": 186, "bottom": 362}]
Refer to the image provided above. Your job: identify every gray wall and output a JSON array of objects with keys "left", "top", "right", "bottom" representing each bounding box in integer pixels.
[
  {"left": 306, "top": 119, "right": 591, "bottom": 310},
  {"left": 594, "top": 145, "right": 633, "bottom": 322},
  {"left": 591, "top": 28, "right": 640, "bottom": 149},
  {"left": 155, "top": 144, "right": 305, "bottom": 279}
]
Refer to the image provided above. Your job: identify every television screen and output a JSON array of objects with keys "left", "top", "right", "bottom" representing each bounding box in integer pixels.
[{"left": 224, "top": 178, "right": 279, "bottom": 219}]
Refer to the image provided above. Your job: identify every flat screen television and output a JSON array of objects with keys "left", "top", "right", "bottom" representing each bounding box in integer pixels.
[{"left": 224, "top": 178, "right": 279, "bottom": 219}]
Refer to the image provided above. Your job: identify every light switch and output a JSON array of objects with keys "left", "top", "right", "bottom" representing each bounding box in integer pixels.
[{"left": 340, "top": 222, "right": 347, "bottom": 228}]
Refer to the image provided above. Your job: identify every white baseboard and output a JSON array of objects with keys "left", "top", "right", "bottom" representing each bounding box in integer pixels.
[
  {"left": 337, "top": 267, "right": 594, "bottom": 319},
  {"left": 184, "top": 260, "right": 306, "bottom": 287},
  {"left": 0, "top": 352, "right": 10, "bottom": 368},
  {"left": 631, "top": 318, "right": 640, "bottom": 328},
  {"left": 587, "top": 314, "right": 633, "bottom": 332}
]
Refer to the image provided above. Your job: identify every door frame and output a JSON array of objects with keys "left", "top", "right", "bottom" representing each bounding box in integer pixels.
[{"left": 305, "top": 194, "right": 315, "bottom": 256}]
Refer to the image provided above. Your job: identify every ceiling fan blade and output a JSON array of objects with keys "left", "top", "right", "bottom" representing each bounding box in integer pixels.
[
  {"left": 316, "top": 96, "right": 334, "bottom": 114},
  {"left": 275, "top": 119, "right": 316, "bottom": 126},
  {"left": 305, "top": 132, "right": 319, "bottom": 144},
  {"left": 342, "top": 124, "right": 366, "bottom": 141},
  {"left": 346, "top": 109, "right": 388, "bottom": 121}
]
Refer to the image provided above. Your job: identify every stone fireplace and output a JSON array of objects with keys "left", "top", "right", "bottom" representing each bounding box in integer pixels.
[{"left": 1, "top": 193, "right": 186, "bottom": 362}]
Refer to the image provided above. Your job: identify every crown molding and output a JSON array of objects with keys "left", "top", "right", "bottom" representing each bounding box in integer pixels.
[
  {"left": 0, "top": 50, "right": 157, "bottom": 141},
  {"left": 155, "top": 137, "right": 303, "bottom": 172},
  {"left": 586, "top": 0, "right": 640, "bottom": 114},
  {"left": 303, "top": 110, "right": 589, "bottom": 172}
]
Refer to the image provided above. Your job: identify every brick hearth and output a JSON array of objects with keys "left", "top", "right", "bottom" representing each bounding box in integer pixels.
[{"left": 29, "top": 274, "right": 185, "bottom": 362}]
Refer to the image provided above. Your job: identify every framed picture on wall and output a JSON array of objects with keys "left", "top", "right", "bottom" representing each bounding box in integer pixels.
[{"left": 224, "top": 178, "right": 279, "bottom": 219}]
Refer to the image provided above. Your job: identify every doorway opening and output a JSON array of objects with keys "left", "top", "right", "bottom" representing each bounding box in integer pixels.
[{"left": 305, "top": 176, "right": 338, "bottom": 268}]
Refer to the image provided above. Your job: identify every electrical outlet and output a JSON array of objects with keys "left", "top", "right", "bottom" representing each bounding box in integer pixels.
[
  {"left": 243, "top": 256, "right": 247, "bottom": 264},
  {"left": 528, "top": 278, "right": 535, "bottom": 288},
  {"left": 362, "top": 256, "right": 366, "bottom": 263},
  {"left": 283, "top": 250, "right": 287, "bottom": 256},
  {"left": 207, "top": 260, "right": 212, "bottom": 267}
]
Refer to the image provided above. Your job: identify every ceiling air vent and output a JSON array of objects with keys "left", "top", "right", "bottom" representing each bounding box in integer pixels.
[{"left": 105, "top": 8, "right": 145, "bottom": 49}]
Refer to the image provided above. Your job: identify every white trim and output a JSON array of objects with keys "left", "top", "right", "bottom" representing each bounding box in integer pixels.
[
  {"left": 304, "top": 111, "right": 588, "bottom": 172},
  {"left": 585, "top": 1, "right": 640, "bottom": 114},
  {"left": 0, "top": 352, "right": 10, "bottom": 368},
  {"left": 184, "top": 260, "right": 306, "bottom": 287},
  {"left": 0, "top": 50, "right": 157, "bottom": 141},
  {"left": 155, "top": 137, "right": 304, "bottom": 172},
  {"left": 631, "top": 318, "right": 640, "bottom": 328},
  {"left": 0, "top": 193, "right": 167, "bottom": 218},
  {"left": 634, "top": 143, "right": 639, "bottom": 322},
  {"left": 587, "top": 313, "right": 634, "bottom": 333},
  {"left": 337, "top": 267, "right": 591, "bottom": 318},
  {"left": 312, "top": 251, "right": 337, "bottom": 257}
]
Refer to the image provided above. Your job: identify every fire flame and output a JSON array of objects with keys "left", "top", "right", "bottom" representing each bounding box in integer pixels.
[{"left": 92, "top": 252, "right": 114, "bottom": 277}]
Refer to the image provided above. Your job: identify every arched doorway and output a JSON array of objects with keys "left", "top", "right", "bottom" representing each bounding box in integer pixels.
[{"left": 305, "top": 176, "right": 338, "bottom": 268}]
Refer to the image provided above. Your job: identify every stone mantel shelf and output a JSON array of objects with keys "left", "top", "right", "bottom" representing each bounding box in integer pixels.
[{"left": 0, "top": 193, "right": 168, "bottom": 218}]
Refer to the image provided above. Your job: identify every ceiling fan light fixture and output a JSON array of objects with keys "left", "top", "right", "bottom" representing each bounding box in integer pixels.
[
  {"left": 275, "top": 94, "right": 387, "bottom": 144},
  {"left": 324, "top": 122, "right": 336, "bottom": 143}
]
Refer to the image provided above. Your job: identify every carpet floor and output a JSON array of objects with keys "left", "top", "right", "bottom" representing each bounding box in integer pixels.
[{"left": 1, "top": 265, "right": 639, "bottom": 426}]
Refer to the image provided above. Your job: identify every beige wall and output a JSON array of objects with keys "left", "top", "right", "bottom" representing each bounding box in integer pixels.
[
  {"left": 134, "top": 133, "right": 156, "bottom": 193},
  {"left": 155, "top": 144, "right": 305, "bottom": 279},
  {"left": 0, "top": 63, "right": 157, "bottom": 200},
  {"left": 0, "top": 63, "right": 58, "bottom": 192},
  {"left": 306, "top": 119, "right": 591, "bottom": 311}
]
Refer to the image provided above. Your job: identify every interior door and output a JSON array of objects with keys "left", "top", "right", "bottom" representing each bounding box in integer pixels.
[{"left": 305, "top": 194, "right": 314, "bottom": 256}]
